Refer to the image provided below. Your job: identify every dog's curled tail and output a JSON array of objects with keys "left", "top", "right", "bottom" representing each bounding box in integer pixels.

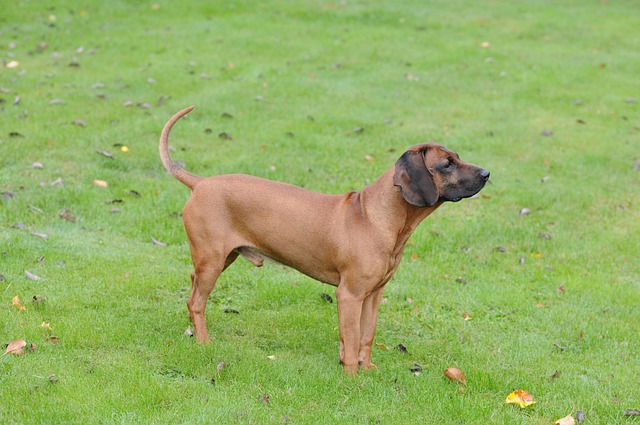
[{"left": 159, "top": 106, "right": 202, "bottom": 190}]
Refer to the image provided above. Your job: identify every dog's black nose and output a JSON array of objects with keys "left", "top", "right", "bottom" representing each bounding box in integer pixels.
[{"left": 479, "top": 169, "right": 490, "bottom": 180}]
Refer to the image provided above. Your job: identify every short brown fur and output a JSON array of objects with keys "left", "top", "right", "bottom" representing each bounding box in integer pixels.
[{"left": 159, "top": 106, "right": 490, "bottom": 374}]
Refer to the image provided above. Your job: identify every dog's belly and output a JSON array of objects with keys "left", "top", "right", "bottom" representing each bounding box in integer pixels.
[{"left": 235, "top": 246, "right": 341, "bottom": 286}]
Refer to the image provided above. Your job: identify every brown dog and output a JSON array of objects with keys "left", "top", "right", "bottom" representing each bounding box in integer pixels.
[{"left": 159, "top": 106, "right": 490, "bottom": 374}]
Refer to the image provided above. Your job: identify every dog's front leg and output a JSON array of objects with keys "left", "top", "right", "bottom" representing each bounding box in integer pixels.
[
  {"left": 336, "top": 285, "right": 365, "bottom": 375},
  {"left": 358, "top": 287, "right": 385, "bottom": 370}
]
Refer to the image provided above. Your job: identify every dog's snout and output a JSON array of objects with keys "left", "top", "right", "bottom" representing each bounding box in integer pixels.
[{"left": 479, "top": 168, "right": 490, "bottom": 181}]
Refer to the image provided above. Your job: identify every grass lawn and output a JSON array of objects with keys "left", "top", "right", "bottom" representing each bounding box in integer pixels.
[{"left": 1, "top": 0, "right": 639, "bottom": 423}]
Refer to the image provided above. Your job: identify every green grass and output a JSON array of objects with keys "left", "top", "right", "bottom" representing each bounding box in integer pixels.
[{"left": 1, "top": 0, "right": 639, "bottom": 423}]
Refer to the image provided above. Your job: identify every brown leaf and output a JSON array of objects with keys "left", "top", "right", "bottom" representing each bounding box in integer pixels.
[
  {"left": 624, "top": 409, "right": 640, "bottom": 416},
  {"left": 5, "top": 339, "right": 27, "bottom": 356},
  {"left": 444, "top": 367, "right": 467, "bottom": 385},
  {"left": 60, "top": 209, "right": 77, "bottom": 222}
]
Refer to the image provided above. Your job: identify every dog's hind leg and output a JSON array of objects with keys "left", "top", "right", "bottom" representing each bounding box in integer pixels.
[{"left": 187, "top": 251, "right": 238, "bottom": 344}]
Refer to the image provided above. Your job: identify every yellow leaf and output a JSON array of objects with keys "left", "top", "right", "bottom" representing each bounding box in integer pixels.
[
  {"left": 375, "top": 342, "right": 390, "bottom": 351},
  {"left": 12, "top": 295, "right": 27, "bottom": 311},
  {"left": 120, "top": 146, "right": 129, "bottom": 152},
  {"left": 506, "top": 389, "right": 536, "bottom": 408},
  {"left": 41, "top": 321, "right": 53, "bottom": 331},
  {"left": 530, "top": 253, "right": 543, "bottom": 258},
  {"left": 554, "top": 415, "right": 575, "bottom": 425},
  {"left": 462, "top": 312, "right": 472, "bottom": 321}
]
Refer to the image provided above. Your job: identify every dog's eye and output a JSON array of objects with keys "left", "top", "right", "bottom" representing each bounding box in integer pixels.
[{"left": 443, "top": 159, "right": 455, "bottom": 170}]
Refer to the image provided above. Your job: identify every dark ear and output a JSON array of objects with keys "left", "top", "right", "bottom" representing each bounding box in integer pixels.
[{"left": 393, "top": 149, "right": 438, "bottom": 207}]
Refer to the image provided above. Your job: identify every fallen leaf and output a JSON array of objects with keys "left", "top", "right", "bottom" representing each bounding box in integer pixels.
[
  {"left": 183, "top": 327, "right": 193, "bottom": 337},
  {"left": 320, "top": 293, "right": 333, "bottom": 303},
  {"left": 25, "top": 270, "right": 41, "bottom": 280},
  {"left": 6, "top": 60, "right": 20, "bottom": 68},
  {"left": 575, "top": 411, "right": 586, "bottom": 423},
  {"left": 462, "top": 312, "right": 472, "bottom": 321},
  {"left": 4, "top": 339, "right": 27, "bottom": 356},
  {"left": 60, "top": 210, "right": 77, "bottom": 222},
  {"left": 261, "top": 394, "right": 270, "bottom": 403},
  {"left": 223, "top": 308, "right": 239, "bottom": 314},
  {"left": 519, "top": 208, "right": 531, "bottom": 216},
  {"left": 216, "top": 361, "right": 226, "bottom": 372},
  {"left": 96, "top": 149, "right": 114, "bottom": 159},
  {"left": 554, "top": 414, "right": 575, "bottom": 425},
  {"left": 30, "top": 232, "right": 49, "bottom": 239},
  {"left": 41, "top": 322, "right": 53, "bottom": 331},
  {"left": 267, "top": 355, "right": 276, "bottom": 361},
  {"left": 541, "top": 129, "right": 554, "bottom": 137},
  {"left": 409, "top": 363, "right": 422, "bottom": 376},
  {"left": 624, "top": 409, "right": 640, "bottom": 416},
  {"left": 506, "top": 389, "right": 536, "bottom": 408},
  {"left": 150, "top": 236, "right": 166, "bottom": 247},
  {"left": 12, "top": 295, "right": 27, "bottom": 311},
  {"left": 444, "top": 367, "right": 467, "bottom": 385},
  {"left": 93, "top": 179, "right": 108, "bottom": 188},
  {"left": 375, "top": 342, "right": 389, "bottom": 350},
  {"left": 32, "top": 162, "right": 44, "bottom": 169}
]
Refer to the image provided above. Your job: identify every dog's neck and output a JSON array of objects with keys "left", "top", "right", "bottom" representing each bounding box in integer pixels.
[{"left": 361, "top": 168, "right": 441, "bottom": 243}]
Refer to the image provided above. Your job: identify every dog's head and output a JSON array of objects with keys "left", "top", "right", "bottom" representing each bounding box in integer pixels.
[{"left": 393, "top": 143, "right": 490, "bottom": 207}]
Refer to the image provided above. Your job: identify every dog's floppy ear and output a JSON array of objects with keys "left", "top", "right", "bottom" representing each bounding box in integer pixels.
[{"left": 393, "top": 148, "right": 438, "bottom": 207}]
